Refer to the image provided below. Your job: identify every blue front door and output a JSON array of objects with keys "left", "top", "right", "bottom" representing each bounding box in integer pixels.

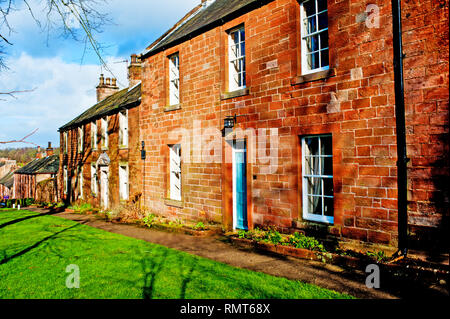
[{"left": 234, "top": 148, "right": 248, "bottom": 230}]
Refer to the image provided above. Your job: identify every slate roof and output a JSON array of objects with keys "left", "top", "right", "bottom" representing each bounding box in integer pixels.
[
  {"left": 142, "top": 0, "right": 267, "bottom": 57},
  {"left": 14, "top": 155, "right": 59, "bottom": 175},
  {"left": 0, "top": 170, "right": 14, "bottom": 189},
  {"left": 59, "top": 83, "right": 141, "bottom": 132}
]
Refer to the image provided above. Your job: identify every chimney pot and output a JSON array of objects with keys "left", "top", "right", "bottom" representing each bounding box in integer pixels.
[
  {"left": 99, "top": 74, "right": 105, "bottom": 86},
  {"left": 106, "top": 78, "right": 111, "bottom": 86},
  {"left": 131, "top": 54, "right": 137, "bottom": 64},
  {"left": 112, "top": 78, "right": 117, "bottom": 87}
]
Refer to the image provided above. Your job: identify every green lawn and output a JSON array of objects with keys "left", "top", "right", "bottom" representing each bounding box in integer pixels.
[{"left": 0, "top": 209, "right": 353, "bottom": 299}]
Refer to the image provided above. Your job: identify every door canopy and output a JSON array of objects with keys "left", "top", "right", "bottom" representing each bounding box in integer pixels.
[{"left": 96, "top": 152, "right": 111, "bottom": 167}]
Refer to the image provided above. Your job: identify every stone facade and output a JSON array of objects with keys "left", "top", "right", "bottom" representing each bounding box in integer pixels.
[
  {"left": 136, "top": 0, "right": 448, "bottom": 250},
  {"left": 58, "top": 60, "right": 143, "bottom": 210}
]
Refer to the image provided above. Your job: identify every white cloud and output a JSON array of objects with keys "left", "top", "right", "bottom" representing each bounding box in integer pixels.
[{"left": 0, "top": 53, "right": 128, "bottom": 148}]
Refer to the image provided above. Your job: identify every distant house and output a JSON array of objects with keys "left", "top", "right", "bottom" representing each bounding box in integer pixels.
[
  {"left": 0, "top": 170, "right": 14, "bottom": 199},
  {"left": 13, "top": 145, "right": 59, "bottom": 200},
  {"left": 58, "top": 57, "right": 142, "bottom": 209}
]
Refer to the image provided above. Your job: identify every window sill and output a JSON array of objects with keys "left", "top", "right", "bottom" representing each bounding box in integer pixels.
[
  {"left": 291, "top": 68, "right": 336, "bottom": 85},
  {"left": 119, "top": 146, "right": 129, "bottom": 150},
  {"left": 101, "top": 148, "right": 109, "bottom": 152},
  {"left": 164, "top": 104, "right": 181, "bottom": 112},
  {"left": 164, "top": 198, "right": 183, "bottom": 208},
  {"left": 220, "top": 88, "right": 250, "bottom": 100}
]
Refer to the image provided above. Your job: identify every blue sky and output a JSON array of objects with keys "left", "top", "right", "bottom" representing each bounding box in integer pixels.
[{"left": 0, "top": 0, "right": 199, "bottom": 149}]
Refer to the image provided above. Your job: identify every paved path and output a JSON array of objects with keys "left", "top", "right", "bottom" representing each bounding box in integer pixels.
[{"left": 35, "top": 209, "right": 396, "bottom": 299}]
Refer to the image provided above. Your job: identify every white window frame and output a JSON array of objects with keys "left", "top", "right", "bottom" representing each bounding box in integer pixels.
[
  {"left": 64, "top": 132, "right": 68, "bottom": 154},
  {"left": 101, "top": 117, "right": 108, "bottom": 149},
  {"left": 119, "top": 164, "right": 129, "bottom": 201},
  {"left": 78, "top": 166, "right": 84, "bottom": 199},
  {"left": 169, "top": 144, "right": 182, "bottom": 201},
  {"left": 168, "top": 53, "right": 180, "bottom": 106},
  {"left": 91, "top": 121, "right": 98, "bottom": 150},
  {"left": 78, "top": 126, "right": 84, "bottom": 153},
  {"left": 302, "top": 135, "right": 334, "bottom": 224},
  {"left": 91, "top": 164, "right": 98, "bottom": 195},
  {"left": 300, "top": 0, "right": 329, "bottom": 75},
  {"left": 119, "top": 110, "right": 129, "bottom": 147},
  {"left": 228, "top": 26, "right": 246, "bottom": 92},
  {"left": 64, "top": 166, "right": 68, "bottom": 195}
]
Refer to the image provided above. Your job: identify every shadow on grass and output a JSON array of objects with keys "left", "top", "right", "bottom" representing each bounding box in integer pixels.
[
  {"left": 0, "top": 223, "right": 82, "bottom": 265},
  {"left": 0, "top": 208, "right": 63, "bottom": 230}
]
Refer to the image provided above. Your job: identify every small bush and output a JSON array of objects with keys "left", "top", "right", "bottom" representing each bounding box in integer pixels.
[
  {"left": 193, "top": 222, "right": 206, "bottom": 231},
  {"left": 142, "top": 214, "right": 156, "bottom": 228}
]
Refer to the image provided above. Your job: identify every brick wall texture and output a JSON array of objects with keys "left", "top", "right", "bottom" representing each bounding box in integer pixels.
[{"left": 60, "top": 0, "right": 449, "bottom": 249}]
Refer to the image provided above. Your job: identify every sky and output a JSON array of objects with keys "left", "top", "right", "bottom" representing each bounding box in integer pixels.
[{"left": 0, "top": 0, "right": 199, "bottom": 149}]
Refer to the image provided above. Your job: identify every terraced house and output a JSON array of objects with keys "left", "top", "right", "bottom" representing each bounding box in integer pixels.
[
  {"left": 59, "top": 0, "right": 449, "bottom": 256},
  {"left": 58, "top": 57, "right": 143, "bottom": 209}
]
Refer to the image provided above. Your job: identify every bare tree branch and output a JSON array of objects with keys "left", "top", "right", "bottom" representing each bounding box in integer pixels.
[
  {"left": 0, "top": 128, "right": 39, "bottom": 145},
  {"left": 0, "top": 88, "right": 36, "bottom": 100},
  {"left": 1, "top": 0, "right": 114, "bottom": 76}
]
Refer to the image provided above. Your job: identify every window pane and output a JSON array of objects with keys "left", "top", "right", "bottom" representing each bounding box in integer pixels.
[
  {"left": 240, "top": 29, "right": 245, "bottom": 42},
  {"left": 322, "top": 157, "right": 333, "bottom": 176},
  {"left": 240, "top": 42, "right": 245, "bottom": 57},
  {"left": 307, "top": 34, "right": 319, "bottom": 52},
  {"left": 319, "top": 33, "right": 328, "bottom": 50},
  {"left": 303, "top": 0, "right": 316, "bottom": 17},
  {"left": 305, "top": 137, "right": 319, "bottom": 156},
  {"left": 307, "top": 16, "right": 316, "bottom": 34},
  {"left": 306, "top": 177, "right": 322, "bottom": 196},
  {"left": 318, "top": 0, "right": 327, "bottom": 12},
  {"left": 307, "top": 195, "right": 322, "bottom": 215},
  {"left": 318, "top": 12, "right": 328, "bottom": 31},
  {"left": 324, "top": 197, "right": 334, "bottom": 217},
  {"left": 233, "top": 31, "right": 239, "bottom": 44},
  {"left": 321, "top": 49, "right": 329, "bottom": 68},
  {"left": 307, "top": 52, "right": 320, "bottom": 70},
  {"left": 323, "top": 178, "right": 334, "bottom": 196},
  {"left": 321, "top": 136, "right": 332, "bottom": 155}
]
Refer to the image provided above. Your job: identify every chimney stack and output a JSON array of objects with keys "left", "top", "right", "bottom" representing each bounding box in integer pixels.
[
  {"left": 96, "top": 74, "right": 119, "bottom": 102},
  {"left": 46, "top": 142, "right": 54, "bottom": 157},
  {"left": 36, "top": 146, "right": 42, "bottom": 159},
  {"left": 128, "top": 54, "right": 142, "bottom": 89}
]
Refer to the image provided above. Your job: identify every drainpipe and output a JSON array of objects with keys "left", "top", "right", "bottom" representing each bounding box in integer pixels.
[{"left": 391, "top": 0, "right": 409, "bottom": 258}]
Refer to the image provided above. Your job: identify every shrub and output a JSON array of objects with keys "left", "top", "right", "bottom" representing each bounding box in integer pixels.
[
  {"left": 193, "top": 222, "right": 206, "bottom": 231},
  {"left": 366, "top": 250, "right": 389, "bottom": 263},
  {"left": 142, "top": 214, "right": 156, "bottom": 228}
]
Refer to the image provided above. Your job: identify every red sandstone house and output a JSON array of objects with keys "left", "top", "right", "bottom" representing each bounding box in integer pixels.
[
  {"left": 13, "top": 144, "right": 59, "bottom": 201},
  {"left": 59, "top": 0, "right": 449, "bottom": 256},
  {"left": 58, "top": 58, "right": 142, "bottom": 209}
]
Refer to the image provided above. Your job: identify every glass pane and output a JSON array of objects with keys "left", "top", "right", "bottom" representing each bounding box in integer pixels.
[
  {"left": 319, "top": 33, "right": 329, "bottom": 50},
  {"left": 242, "top": 71, "right": 246, "bottom": 87},
  {"left": 318, "top": 12, "right": 328, "bottom": 31},
  {"left": 305, "top": 137, "right": 319, "bottom": 156},
  {"left": 308, "top": 195, "right": 322, "bottom": 215},
  {"left": 234, "top": 44, "right": 240, "bottom": 57},
  {"left": 309, "top": 34, "right": 319, "bottom": 52},
  {"left": 321, "top": 49, "right": 329, "bottom": 68},
  {"left": 233, "top": 31, "right": 239, "bottom": 44},
  {"left": 321, "top": 157, "right": 333, "bottom": 176},
  {"left": 318, "top": 0, "right": 327, "bottom": 12},
  {"left": 240, "top": 28, "right": 245, "bottom": 42},
  {"left": 303, "top": 0, "right": 316, "bottom": 17},
  {"left": 307, "top": 16, "right": 316, "bottom": 34},
  {"left": 323, "top": 178, "right": 334, "bottom": 196},
  {"left": 306, "top": 177, "right": 322, "bottom": 196},
  {"left": 321, "top": 136, "right": 332, "bottom": 155},
  {"left": 240, "top": 42, "right": 245, "bottom": 57},
  {"left": 324, "top": 197, "right": 334, "bottom": 217},
  {"left": 307, "top": 52, "right": 320, "bottom": 70}
]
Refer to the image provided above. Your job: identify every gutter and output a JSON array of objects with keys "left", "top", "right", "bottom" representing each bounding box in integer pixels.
[{"left": 391, "top": 0, "right": 410, "bottom": 258}]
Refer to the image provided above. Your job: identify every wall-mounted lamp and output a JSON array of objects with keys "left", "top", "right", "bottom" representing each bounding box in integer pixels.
[
  {"left": 222, "top": 115, "right": 237, "bottom": 137},
  {"left": 141, "top": 141, "right": 146, "bottom": 160}
]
